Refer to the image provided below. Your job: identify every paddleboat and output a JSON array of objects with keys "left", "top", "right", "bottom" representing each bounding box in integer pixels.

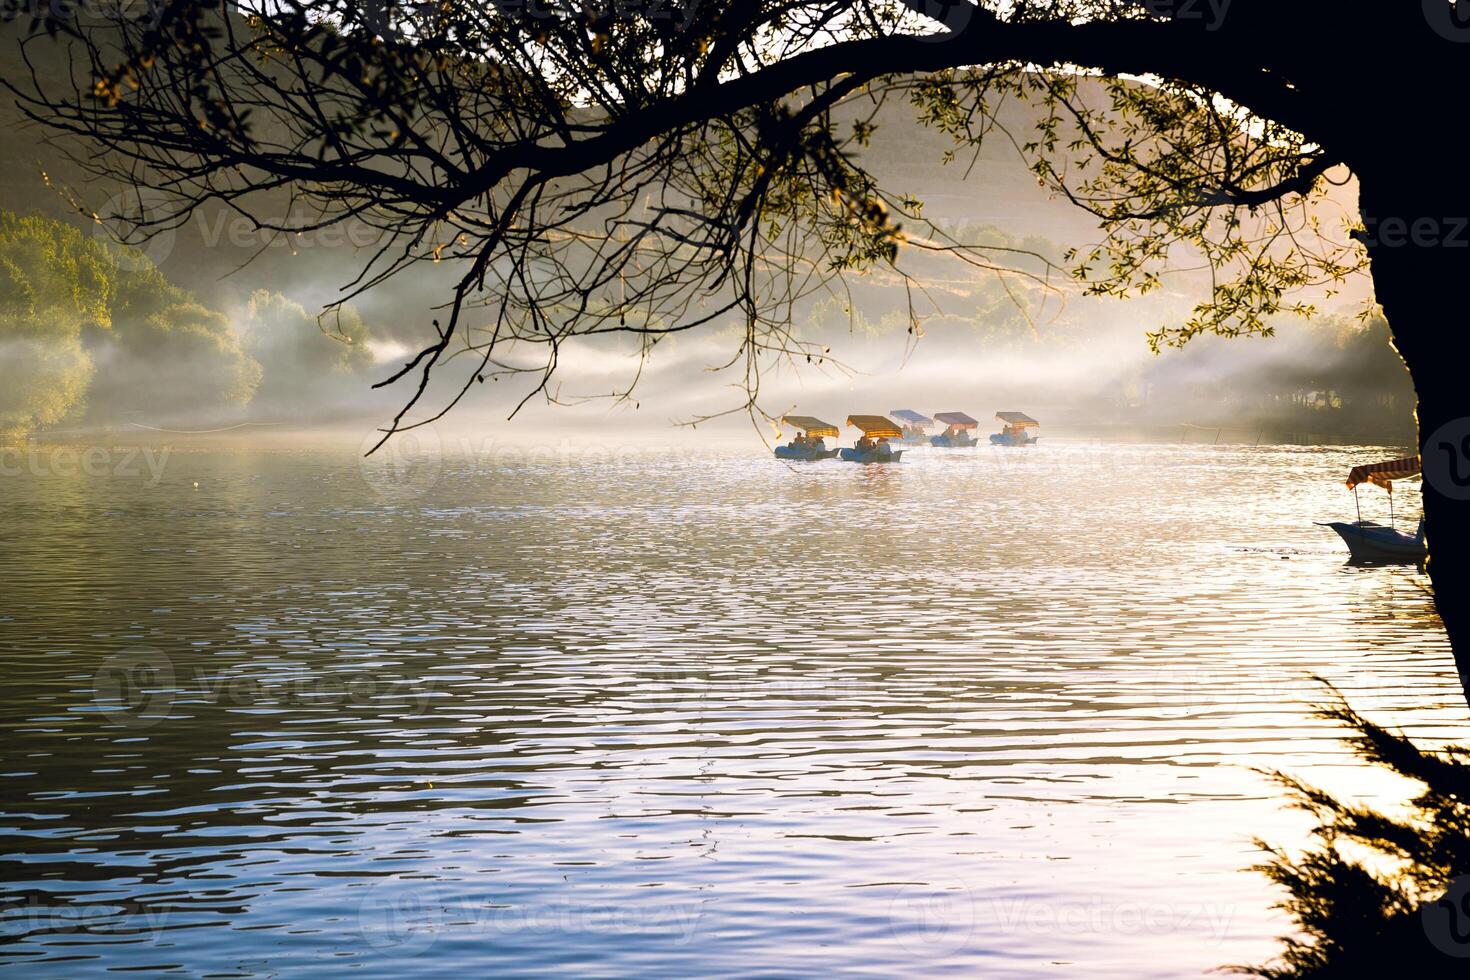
[
  {"left": 890, "top": 409, "right": 934, "bottom": 446},
  {"left": 774, "top": 415, "right": 840, "bottom": 460},
  {"left": 841, "top": 415, "right": 905, "bottom": 463},
  {"left": 990, "top": 412, "right": 1040, "bottom": 446},
  {"left": 929, "top": 412, "right": 979, "bottom": 448}
]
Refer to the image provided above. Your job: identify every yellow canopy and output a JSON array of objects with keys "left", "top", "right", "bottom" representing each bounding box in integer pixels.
[
  {"left": 996, "top": 412, "right": 1039, "bottom": 427},
  {"left": 781, "top": 415, "right": 839, "bottom": 439},
  {"left": 846, "top": 415, "right": 902, "bottom": 438},
  {"left": 1346, "top": 456, "right": 1421, "bottom": 491}
]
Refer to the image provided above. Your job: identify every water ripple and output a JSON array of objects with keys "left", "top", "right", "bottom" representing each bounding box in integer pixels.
[{"left": 1, "top": 443, "right": 1463, "bottom": 977}]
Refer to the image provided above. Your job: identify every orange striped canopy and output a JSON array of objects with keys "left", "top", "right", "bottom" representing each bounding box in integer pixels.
[
  {"left": 933, "top": 412, "right": 978, "bottom": 428},
  {"left": 846, "top": 415, "right": 902, "bottom": 438},
  {"left": 995, "top": 412, "right": 1039, "bottom": 427},
  {"left": 1346, "top": 456, "right": 1420, "bottom": 490},
  {"left": 781, "top": 415, "right": 839, "bottom": 439}
]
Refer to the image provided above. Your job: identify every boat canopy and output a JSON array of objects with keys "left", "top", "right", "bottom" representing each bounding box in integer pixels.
[
  {"left": 933, "top": 412, "right": 978, "bottom": 428},
  {"left": 995, "top": 412, "right": 1039, "bottom": 427},
  {"left": 781, "top": 415, "right": 839, "bottom": 439},
  {"left": 890, "top": 409, "right": 932, "bottom": 425},
  {"left": 1347, "top": 456, "right": 1421, "bottom": 490},
  {"left": 846, "top": 415, "right": 903, "bottom": 438}
]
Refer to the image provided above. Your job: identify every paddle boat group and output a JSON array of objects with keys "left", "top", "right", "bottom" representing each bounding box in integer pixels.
[
  {"left": 1317, "top": 455, "right": 1426, "bottom": 563},
  {"left": 772, "top": 409, "right": 1041, "bottom": 463},
  {"left": 773, "top": 413, "right": 900, "bottom": 463},
  {"left": 990, "top": 412, "right": 1040, "bottom": 446}
]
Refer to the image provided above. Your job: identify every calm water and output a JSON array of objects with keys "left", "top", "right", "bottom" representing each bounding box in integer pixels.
[{"left": 2, "top": 439, "right": 1465, "bottom": 977}]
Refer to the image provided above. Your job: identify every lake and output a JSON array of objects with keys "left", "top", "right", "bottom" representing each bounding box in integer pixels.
[{"left": 1, "top": 438, "right": 1464, "bottom": 977}]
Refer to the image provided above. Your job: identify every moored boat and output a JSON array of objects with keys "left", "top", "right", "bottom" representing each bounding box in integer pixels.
[
  {"left": 990, "top": 412, "right": 1040, "bottom": 446},
  {"left": 841, "top": 415, "right": 905, "bottom": 462},
  {"left": 929, "top": 412, "right": 979, "bottom": 447},
  {"left": 1317, "top": 455, "right": 1425, "bottom": 563},
  {"left": 774, "top": 415, "right": 840, "bottom": 460},
  {"left": 1320, "top": 520, "right": 1426, "bottom": 563}
]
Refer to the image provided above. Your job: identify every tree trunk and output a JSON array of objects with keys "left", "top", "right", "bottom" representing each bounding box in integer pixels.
[{"left": 1359, "top": 172, "right": 1470, "bottom": 704}]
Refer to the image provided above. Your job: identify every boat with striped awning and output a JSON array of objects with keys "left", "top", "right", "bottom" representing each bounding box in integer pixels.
[
  {"left": 990, "top": 412, "right": 1040, "bottom": 446},
  {"left": 774, "top": 415, "right": 840, "bottom": 460},
  {"left": 1347, "top": 456, "right": 1421, "bottom": 490},
  {"left": 890, "top": 410, "right": 934, "bottom": 445},
  {"left": 1319, "top": 455, "right": 1425, "bottom": 563},
  {"left": 930, "top": 412, "right": 979, "bottom": 448},
  {"left": 841, "top": 415, "right": 904, "bottom": 463}
]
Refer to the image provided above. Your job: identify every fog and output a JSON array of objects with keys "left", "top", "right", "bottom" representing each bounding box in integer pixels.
[
  {"left": 2, "top": 62, "right": 1405, "bottom": 452},
  {"left": 9, "top": 225, "right": 1404, "bottom": 454}
]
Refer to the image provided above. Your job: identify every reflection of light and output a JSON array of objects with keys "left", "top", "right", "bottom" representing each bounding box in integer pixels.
[{"left": 3, "top": 441, "right": 1462, "bottom": 976}]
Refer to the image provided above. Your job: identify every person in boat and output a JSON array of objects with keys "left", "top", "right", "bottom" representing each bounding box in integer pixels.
[
  {"left": 856, "top": 435, "right": 874, "bottom": 453},
  {"left": 793, "top": 432, "right": 809, "bottom": 450},
  {"left": 875, "top": 437, "right": 891, "bottom": 457},
  {"left": 811, "top": 436, "right": 827, "bottom": 452}
]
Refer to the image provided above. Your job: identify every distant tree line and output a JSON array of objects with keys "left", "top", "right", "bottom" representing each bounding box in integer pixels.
[
  {"left": 1125, "top": 316, "right": 1416, "bottom": 442},
  {"left": 0, "top": 212, "right": 381, "bottom": 439}
]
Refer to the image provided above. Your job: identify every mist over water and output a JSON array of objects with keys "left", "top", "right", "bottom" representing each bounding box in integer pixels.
[{"left": 39, "top": 298, "right": 1411, "bottom": 455}]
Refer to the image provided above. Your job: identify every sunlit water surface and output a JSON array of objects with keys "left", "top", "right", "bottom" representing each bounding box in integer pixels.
[{"left": 2, "top": 441, "right": 1465, "bottom": 977}]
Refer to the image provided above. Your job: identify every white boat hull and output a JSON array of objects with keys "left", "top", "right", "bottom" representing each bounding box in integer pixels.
[{"left": 1320, "top": 521, "right": 1426, "bottom": 563}]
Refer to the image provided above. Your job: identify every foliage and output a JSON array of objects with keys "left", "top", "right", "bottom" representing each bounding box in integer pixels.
[
  {"left": 0, "top": 212, "right": 111, "bottom": 436},
  {"left": 85, "top": 260, "right": 262, "bottom": 422},
  {"left": 0, "top": 211, "right": 261, "bottom": 436},
  {"left": 1129, "top": 314, "right": 1416, "bottom": 439},
  {"left": 239, "top": 289, "right": 376, "bottom": 412},
  {"left": 1018, "top": 74, "right": 1355, "bottom": 350},
  {"left": 1239, "top": 692, "right": 1470, "bottom": 977},
  {"left": 86, "top": 296, "right": 262, "bottom": 421}
]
